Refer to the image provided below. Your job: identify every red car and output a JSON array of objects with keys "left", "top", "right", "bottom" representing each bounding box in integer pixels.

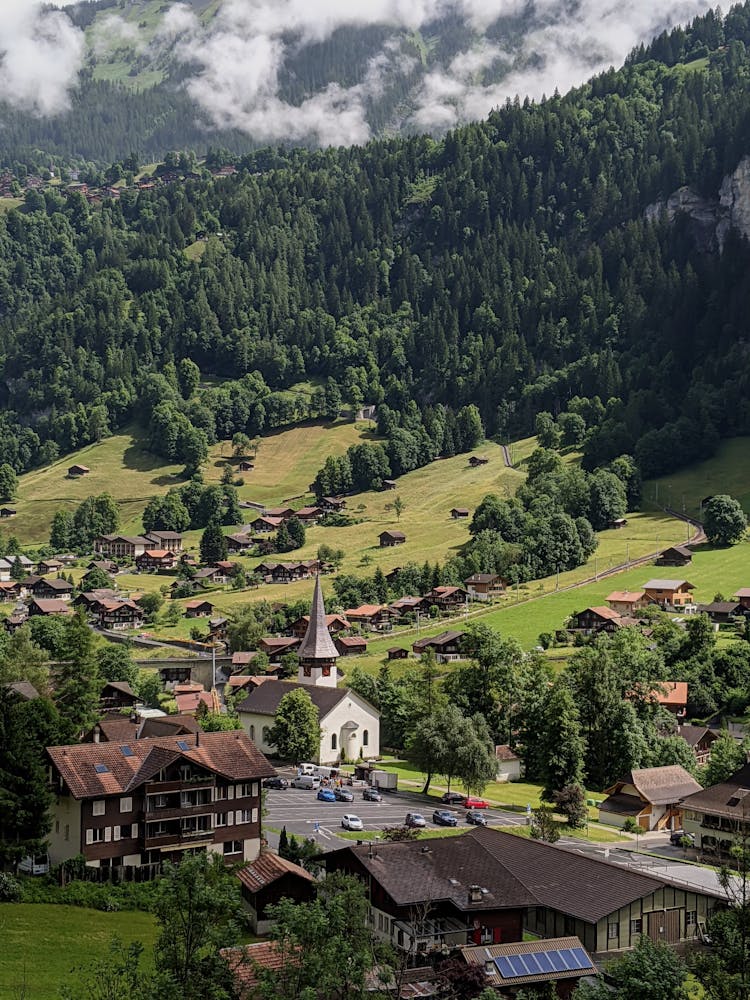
[{"left": 464, "top": 796, "right": 489, "bottom": 809}]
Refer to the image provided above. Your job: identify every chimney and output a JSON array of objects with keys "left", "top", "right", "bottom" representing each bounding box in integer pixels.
[
  {"left": 195, "top": 731, "right": 200, "bottom": 747},
  {"left": 468, "top": 884, "right": 482, "bottom": 904}
]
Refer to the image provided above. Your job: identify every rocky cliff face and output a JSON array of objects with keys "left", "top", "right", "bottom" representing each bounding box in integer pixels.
[{"left": 645, "top": 155, "right": 750, "bottom": 251}]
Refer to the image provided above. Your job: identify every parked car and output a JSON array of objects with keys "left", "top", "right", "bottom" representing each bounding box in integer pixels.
[
  {"left": 405, "top": 812, "right": 427, "bottom": 828},
  {"left": 432, "top": 809, "right": 459, "bottom": 827},
  {"left": 334, "top": 787, "right": 354, "bottom": 802},
  {"left": 291, "top": 775, "right": 319, "bottom": 790},
  {"left": 17, "top": 853, "right": 49, "bottom": 876},
  {"left": 441, "top": 791, "right": 466, "bottom": 805},
  {"left": 263, "top": 776, "right": 288, "bottom": 790},
  {"left": 464, "top": 797, "right": 489, "bottom": 809},
  {"left": 298, "top": 763, "right": 316, "bottom": 775},
  {"left": 670, "top": 829, "right": 695, "bottom": 846},
  {"left": 342, "top": 814, "right": 363, "bottom": 831},
  {"left": 466, "top": 810, "right": 488, "bottom": 826},
  {"left": 363, "top": 787, "right": 382, "bottom": 802},
  {"left": 317, "top": 788, "right": 336, "bottom": 802}
]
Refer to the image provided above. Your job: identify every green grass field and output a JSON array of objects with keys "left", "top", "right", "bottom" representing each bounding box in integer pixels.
[
  {"left": 0, "top": 904, "right": 158, "bottom": 1000},
  {"left": 646, "top": 438, "right": 750, "bottom": 518},
  {"left": 0, "top": 197, "right": 23, "bottom": 214}
]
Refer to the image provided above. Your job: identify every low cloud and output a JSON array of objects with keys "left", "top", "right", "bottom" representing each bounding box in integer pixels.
[{"left": 0, "top": 2, "right": 85, "bottom": 116}]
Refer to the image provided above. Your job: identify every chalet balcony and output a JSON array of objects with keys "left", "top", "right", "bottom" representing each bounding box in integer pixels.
[
  {"left": 141, "top": 804, "right": 215, "bottom": 821},
  {"left": 391, "top": 916, "right": 470, "bottom": 954},
  {"left": 144, "top": 777, "right": 214, "bottom": 794},
  {"left": 142, "top": 825, "right": 215, "bottom": 849}
]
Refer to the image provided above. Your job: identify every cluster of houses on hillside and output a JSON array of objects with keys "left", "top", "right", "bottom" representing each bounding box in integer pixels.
[{"left": 569, "top": 580, "right": 750, "bottom": 637}]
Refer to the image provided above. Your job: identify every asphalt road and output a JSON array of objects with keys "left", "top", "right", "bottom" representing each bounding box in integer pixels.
[{"left": 264, "top": 770, "right": 528, "bottom": 847}]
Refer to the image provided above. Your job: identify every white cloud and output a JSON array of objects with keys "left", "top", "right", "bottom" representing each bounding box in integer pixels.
[
  {"left": 90, "top": 13, "right": 144, "bottom": 58},
  {"left": 0, "top": 1, "right": 85, "bottom": 116}
]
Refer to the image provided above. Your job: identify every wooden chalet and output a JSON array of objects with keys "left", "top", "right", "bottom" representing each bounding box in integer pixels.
[
  {"left": 264, "top": 506, "right": 294, "bottom": 520},
  {"left": 382, "top": 479, "right": 397, "bottom": 490},
  {"left": 451, "top": 507, "right": 470, "bottom": 519},
  {"left": 735, "top": 588, "right": 750, "bottom": 610},
  {"left": 0, "top": 581, "right": 21, "bottom": 601},
  {"left": 99, "top": 681, "right": 138, "bottom": 712},
  {"left": 412, "top": 630, "right": 466, "bottom": 662},
  {"left": 464, "top": 573, "right": 506, "bottom": 601},
  {"left": 258, "top": 636, "right": 301, "bottom": 661},
  {"left": 319, "top": 496, "right": 347, "bottom": 512},
  {"left": 599, "top": 766, "right": 700, "bottom": 832},
  {"left": 569, "top": 606, "right": 622, "bottom": 634},
  {"left": 238, "top": 461, "right": 254, "bottom": 472},
  {"left": 97, "top": 599, "right": 143, "bottom": 630},
  {"left": 237, "top": 853, "right": 315, "bottom": 934},
  {"left": 643, "top": 579, "right": 696, "bottom": 609},
  {"left": 294, "top": 506, "right": 323, "bottom": 524},
  {"left": 676, "top": 724, "right": 721, "bottom": 766},
  {"left": 135, "top": 549, "right": 177, "bottom": 572},
  {"left": 387, "top": 646, "right": 409, "bottom": 660},
  {"left": 248, "top": 516, "right": 283, "bottom": 534},
  {"left": 379, "top": 530, "right": 406, "bottom": 547},
  {"left": 227, "top": 532, "right": 254, "bottom": 552},
  {"left": 86, "top": 559, "right": 119, "bottom": 575},
  {"left": 144, "top": 530, "right": 183, "bottom": 553},
  {"left": 426, "top": 585, "right": 469, "bottom": 611},
  {"left": 461, "top": 938, "right": 595, "bottom": 997},
  {"left": 650, "top": 681, "right": 688, "bottom": 718},
  {"left": 28, "top": 598, "right": 73, "bottom": 618},
  {"left": 388, "top": 595, "right": 429, "bottom": 617},
  {"left": 94, "top": 535, "right": 151, "bottom": 559},
  {"left": 468, "top": 455, "right": 489, "bottom": 467},
  {"left": 29, "top": 576, "right": 74, "bottom": 601},
  {"left": 184, "top": 599, "right": 215, "bottom": 618},
  {"left": 657, "top": 545, "right": 693, "bottom": 568},
  {"left": 334, "top": 636, "right": 368, "bottom": 656},
  {"left": 609, "top": 517, "right": 628, "bottom": 529},
  {"left": 696, "top": 601, "right": 746, "bottom": 624},
  {"left": 291, "top": 613, "right": 349, "bottom": 639},
  {"left": 605, "top": 590, "right": 649, "bottom": 615},
  {"left": 193, "top": 566, "right": 226, "bottom": 584},
  {"left": 37, "top": 558, "right": 63, "bottom": 574},
  {"left": 267, "top": 561, "right": 319, "bottom": 585},
  {"left": 67, "top": 464, "right": 90, "bottom": 477},
  {"left": 344, "top": 604, "right": 395, "bottom": 630}
]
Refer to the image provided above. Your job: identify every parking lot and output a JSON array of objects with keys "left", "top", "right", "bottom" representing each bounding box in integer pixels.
[{"left": 264, "top": 769, "right": 527, "bottom": 846}]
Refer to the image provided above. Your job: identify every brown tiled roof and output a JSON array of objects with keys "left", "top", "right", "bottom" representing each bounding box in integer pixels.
[
  {"left": 328, "top": 828, "right": 662, "bottom": 923},
  {"left": 259, "top": 636, "right": 300, "bottom": 649},
  {"left": 236, "top": 680, "right": 351, "bottom": 719},
  {"left": 643, "top": 579, "right": 695, "bottom": 591},
  {"left": 185, "top": 599, "right": 214, "bottom": 609},
  {"left": 336, "top": 636, "right": 367, "bottom": 648},
  {"left": 34, "top": 577, "right": 73, "bottom": 591},
  {"left": 735, "top": 588, "right": 750, "bottom": 599},
  {"left": 47, "top": 730, "right": 275, "bottom": 799},
  {"left": 345, "top": 604, "right": 387, "bottom": 617},
  {"left": 651, "top": 681, "right": 688, "bottom": 707},
  {"left": 606, "top": 590, "right": 645, "bottom": 603},
  {"left": 679, "top": 762, "right": 750, "bottom": 819},
  {"left": 232, "top": 652, "right": 257, "bottom": 665},
  {"left": 221, "top": 942, "right": 296, "bottom": 996},
  {"left": 30, "top": 598, "right": 73, "bottom": 614},
  {"left": 140, "top": 549, "right": 171, "bottom": 559},
  {"left": 580, "top": 605, "right": 621, "bottom": 621},
  {"left": 494, "top": 744, "right": 520, "bottom": 762},
  {"left": 237, "top": 851, "right": 314, "bottom": 893},
  {"left": 614, "top": 765, "right": 701, "bottom": 805}
]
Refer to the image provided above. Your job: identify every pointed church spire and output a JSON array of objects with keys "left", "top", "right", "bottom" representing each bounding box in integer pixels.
[{"left": 298, "top": 574, "right": 339, "bottom": 662}]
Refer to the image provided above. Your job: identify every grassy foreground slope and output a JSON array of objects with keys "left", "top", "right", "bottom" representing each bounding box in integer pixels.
[
  {"left": 647, "top": 438, "right": 750, "bottom": 519},
  {"left": 0, "top": 903, "right": 157, "bottom": 1000}
]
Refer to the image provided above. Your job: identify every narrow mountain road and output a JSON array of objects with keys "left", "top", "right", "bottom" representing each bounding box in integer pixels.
[{"left": 501, "top": 444, "right": 513, "bottom": 468}]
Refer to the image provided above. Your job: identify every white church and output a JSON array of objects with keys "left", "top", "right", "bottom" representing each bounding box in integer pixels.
[{"left": 236, "top": 576, "right": 380, "bottom": 764}]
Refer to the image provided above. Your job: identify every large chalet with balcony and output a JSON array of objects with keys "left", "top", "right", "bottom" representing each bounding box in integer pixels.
[{"left": 46, "top": 731, "right": 275, "bottom": 873}]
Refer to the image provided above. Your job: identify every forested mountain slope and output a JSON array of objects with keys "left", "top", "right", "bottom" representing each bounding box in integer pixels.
[{"left": 1, "top": 6, "right": 750, "bottom": 485}]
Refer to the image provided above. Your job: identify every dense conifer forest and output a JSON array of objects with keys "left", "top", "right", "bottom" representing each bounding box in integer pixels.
[{"left": 2, "top": 5, "right": 750, "bottom": 484}]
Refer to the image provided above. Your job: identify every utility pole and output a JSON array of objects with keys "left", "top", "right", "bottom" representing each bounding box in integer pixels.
[{"left": 626, "top": 541, "right": 630, "bottom": 567}]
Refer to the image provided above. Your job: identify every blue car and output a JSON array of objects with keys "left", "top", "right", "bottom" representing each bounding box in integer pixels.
[{"left": 317, "top": 788, "right": 336, "bottom": 802}]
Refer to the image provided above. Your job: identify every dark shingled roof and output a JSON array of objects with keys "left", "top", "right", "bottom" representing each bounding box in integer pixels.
[
  {"left": 680, "top": 762, "right": 750, "bottom": 820},
  {"left": 599, "top": 792, "right": 645, "bottom": 816},
  {"left": 297, "top": 575, "right": 339, "bottom": 661},
  {"left": 677, "top": 724, "right": 720, "bottom": 748},
  {"left": 236, "top": 680, "right": 349, "bottom": 719},
  {"left": 327, "top": 827, "right": 663, "bottom": 924}
]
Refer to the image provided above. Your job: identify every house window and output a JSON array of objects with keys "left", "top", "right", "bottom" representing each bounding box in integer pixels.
[
  {"left": 121, "top": 824, "right": 132, "bottom": 839},
  {"left": 92, "top": 800, "right": 105, "bottom": 817},
  {"left": 89, "top": 828, "right": 105, "bottom": 844},
  {"left": 262, "top": 727, "right": 271, "bottom": 742},
  {"left": 363, "top": 730, "right": 369, "bottom": 747},
  {"left": 249, "top": 725, "right": 255, "bottom": 740},
  {"left": 608, "top": 922, "right": 619, "bottom": 940},
  {"left": 630, "top": 919, "right": 643, "bottom": 935},
  {"left": 237, "top": 810, "right": 252, "bottom": 824},
  {"left": 223, "top": 840, "right": 243, "bottom": 855},
  {"left": 120, "top": 797, "right": 132, "bottom": 813},
  {"left": 322, "top": 664, "right": 331, "bottom": 676},
  {"left": 686, "top": 911, "right": 697, "bottom": 927},
  {"left": 236, "top": 783, "right": 255, "bottom": 798},
  {"left": 55, "top": 821, "right": 60, "bottom": 834},
  {"left": 215, "top": 786, "right": 228, "bottom": 801},
  {"left": 331, "top": 734, "right": 337, "bottom": 751},
  {"left": 216, "top": 813, "right": 227, "bottom": 827},
  {"left": 303, "top": 665, "right": 311, "bottom": 676}
]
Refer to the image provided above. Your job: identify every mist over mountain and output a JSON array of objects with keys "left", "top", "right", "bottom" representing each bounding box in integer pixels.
[{"left": 4, "top": 0, "right": 714, "bottom": 161}]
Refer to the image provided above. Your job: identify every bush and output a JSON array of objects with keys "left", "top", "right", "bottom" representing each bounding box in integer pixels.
[
  {"left": 20, "top": 876, "right": 156, "bottom": 911},
  {"left": 0, "top": 872, "right": 22, "bottom": 901}
]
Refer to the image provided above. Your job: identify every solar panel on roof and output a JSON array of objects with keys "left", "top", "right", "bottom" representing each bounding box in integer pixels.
[
  {"left": 520, "top": 954, "right": 543, "bottom": 975},
  {"left": 535, "top": 952, "right": 555, "bottom": 974},
  {"left": 94, "top": 764, "right": 109, "bottom": 774},
  {"left": 494, "top": 957, "right": 516, "bottom": 979},
  {"left": 120, "top": 746, "right": 134, "bottom": 757},
  {"left": 177, "top": 740, "right": 190, "bottom": 751},
  {"left": 495, "top": 947, "right": 591, "bottom": 982}
]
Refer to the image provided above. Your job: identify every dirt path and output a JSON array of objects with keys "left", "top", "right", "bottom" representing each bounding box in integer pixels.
[{"left": 501, "top": 443, "right": 513, "bottom": 468}]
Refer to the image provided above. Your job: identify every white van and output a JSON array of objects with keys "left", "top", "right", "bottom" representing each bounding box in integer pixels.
[
  {"left": 291, "top": 774, "right": 320, "bottom": 790},
  {"left": 298, "top": 763, "right": 316, "bottom": 775}
]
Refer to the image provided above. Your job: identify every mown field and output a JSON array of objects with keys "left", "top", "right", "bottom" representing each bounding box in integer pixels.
[
  {"left": 0, "top": 904, "right": 158, "bottom": 1000},
  {"left": 647, "top": 437, "right": 750, "bottom": 519}
]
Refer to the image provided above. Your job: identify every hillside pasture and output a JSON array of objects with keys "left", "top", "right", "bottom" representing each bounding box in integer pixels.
[{"left": 646, "top": 437, "right": 750, "bottom": 519}]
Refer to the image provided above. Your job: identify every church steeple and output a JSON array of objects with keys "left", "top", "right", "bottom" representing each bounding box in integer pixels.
[{"left": 297, "top": 575, "right": 338, "bottom": 687}]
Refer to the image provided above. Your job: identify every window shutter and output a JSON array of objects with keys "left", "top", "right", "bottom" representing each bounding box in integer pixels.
[
  {"left": 114, "top": 825, "right": 121, "bottom": 841},
  {"left": 104, "top": 827, "right": 112, "bottom": 843},
  {"left": 226, "top": 811, "right": 234, "bottom": 826},
  {"left": 131, "top": 823, "right": 138, "bottom": 838},
  {"left": 252, "top": 808, "right": 258, "bottom": 823},
  {"left": 252, "top": 781, "right": 258, "bottom": 797},
  {"left": 228, "top": 786, "right": 234, "bottom": 800},
  {"left": 85, "top": 829, "right": 93, "bottom": 845}
]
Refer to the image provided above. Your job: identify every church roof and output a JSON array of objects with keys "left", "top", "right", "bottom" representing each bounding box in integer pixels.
[{"left": 297, "top": 575, "right": 339, "bottom": 661}]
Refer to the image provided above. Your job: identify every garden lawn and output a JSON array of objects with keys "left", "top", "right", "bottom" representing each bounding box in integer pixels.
[{"left": 0, "top": 903, "right": 158, "bottom": 1000}]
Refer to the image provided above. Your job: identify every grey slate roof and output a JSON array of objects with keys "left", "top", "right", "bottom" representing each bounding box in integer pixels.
[
  {"left": 236, "top": 680, "right": 348, "bottom": 720},
  {"left": 297, "top": 574, "right": 339, "bottom": 661}
]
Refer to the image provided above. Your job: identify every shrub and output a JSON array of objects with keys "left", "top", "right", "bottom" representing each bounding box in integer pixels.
[{"left": 0, "top": 872, "right": 22, "bottom": 901}]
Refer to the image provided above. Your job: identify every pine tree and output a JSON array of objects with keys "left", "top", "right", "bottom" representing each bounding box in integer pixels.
[
  {"left": 54, "top": 611, "right": 101, "bottom": 742},
  {"left": 199, "top": 519, "right": 228, "bottom": 564}
]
